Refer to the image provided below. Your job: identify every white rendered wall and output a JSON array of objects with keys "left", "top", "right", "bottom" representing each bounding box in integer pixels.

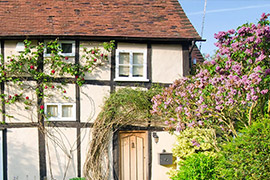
[
  {"left": 152, "top": 44, "right": 183, "bottom": 83},
  {"left": 80, "top": 41, "right": 111, "bottom": 81},
  {"left": 45, "top": 127, "right": 77, "bottom": 180},
  {"left": 7, "top": 128, "right": 39, "bottom": 180},
  {"left": 4, "top": 81, "right": 38, "bottom": 123},
  {"left": 151, "top": 131, "right": 176, "bottom": 180},
  {"left": 80, "top": 85, "right": 110, "bottom": 123}
]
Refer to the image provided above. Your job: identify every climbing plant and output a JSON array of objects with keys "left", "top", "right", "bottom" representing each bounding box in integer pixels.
[
  {"left": 0, "top": 39, "right": 114, "bottom": 179},
  {"left": 0, "top": 39, "right": 114, "bottom": 119},
  {"left": 83, "top": 86, "right": 163, "bottom": 180}
]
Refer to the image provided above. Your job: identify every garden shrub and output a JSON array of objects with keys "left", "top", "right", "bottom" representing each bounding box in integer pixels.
[
  {"left": 169, "top": 127, "right": 218, "bottom": 180},
  {"left": 171, "top": 152, "right": 217, "bottom": 180},
  {"left": 172, "top": 127, "right": 218, "bottom": 160},
  {"left": 217, "top": 118, "right": 270, "bottom": 179}
]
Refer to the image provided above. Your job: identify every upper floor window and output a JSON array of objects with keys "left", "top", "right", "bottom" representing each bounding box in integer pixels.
[
  {"left": 44, "top": 40, "right": 75, "bottom": 57},
  {"left": 115, "top": 49, "right": 148, "bottom": 81},
  {"left": 45, "top": 103, "right": 76, "bottom": 121}
]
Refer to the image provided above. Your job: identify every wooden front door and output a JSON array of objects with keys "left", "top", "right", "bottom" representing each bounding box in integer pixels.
[{"left": 119, "top": 131, "right": 148, "bottom": 180}]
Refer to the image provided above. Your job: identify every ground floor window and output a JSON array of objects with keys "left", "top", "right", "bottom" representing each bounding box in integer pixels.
[{"left": 45, "top": 103, "right": 76, "bottom": 121}]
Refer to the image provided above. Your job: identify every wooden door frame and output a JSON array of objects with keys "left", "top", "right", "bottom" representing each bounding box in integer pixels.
[{"left": 113, "top": 130, "right": 152, "bottom": 180}]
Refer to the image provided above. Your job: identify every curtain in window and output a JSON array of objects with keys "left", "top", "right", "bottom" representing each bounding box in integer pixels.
[
  {"left": 119, "top": 53, "right": 130, "bottom": 77},
  {"left": 133, "top": 53, "right": 143, "bottom": 77},
  {"left": 47, "top": 105, "right": 58, "bottom": 117},
  {"left": 62, "top": 105, "right": 73, "bottom": 117}
]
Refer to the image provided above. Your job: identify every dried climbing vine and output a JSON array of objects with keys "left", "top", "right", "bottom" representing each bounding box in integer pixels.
[{"left": 83, "top": 86, "right": 163, "bottom": 180}]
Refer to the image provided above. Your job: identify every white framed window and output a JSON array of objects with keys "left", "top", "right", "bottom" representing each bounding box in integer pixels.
[
  {"left": 115, "top": 49, "right": 148, "bottom": 81},
  {"left": 45, "top": 103, "right": 76, "bottom": 121},
  {"left": 44, "top": 40, "right": 75, "bottom": 57}
]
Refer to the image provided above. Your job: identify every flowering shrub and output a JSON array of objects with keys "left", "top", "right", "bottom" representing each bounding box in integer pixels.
[
  {"left": 172, "top": 127, "right": 218, "bottom": 160},
  {"left": 0, "top": 39, "right": 114, "bottom": 119},
  {"left": 151, "top": 13, "right": 270, "bottom": 137}
]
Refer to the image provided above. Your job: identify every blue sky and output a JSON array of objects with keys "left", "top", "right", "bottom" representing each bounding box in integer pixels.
[{"left": 179, "top": 0, "right": 270, "bottom": 56}]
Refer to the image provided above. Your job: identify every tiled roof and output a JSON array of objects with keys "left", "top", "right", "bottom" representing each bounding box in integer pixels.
[{"left": 0, "top": 0, "right": 201, "bottom": 40}]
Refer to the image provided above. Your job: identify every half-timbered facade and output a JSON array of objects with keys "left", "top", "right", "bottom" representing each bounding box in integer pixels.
[{"left": 0, "top": 0, "right": 201, "bottom": 179}]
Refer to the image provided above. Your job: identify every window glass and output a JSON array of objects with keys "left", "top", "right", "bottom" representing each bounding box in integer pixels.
[
  {"left": 61, "top": 43, "right": 72, "bottom": 54},
  {"left": 119, "top": 66, "right": 130, "bottom": 77},
  {"left": 115, "top": 49, "right": 147, "bottom": 81},
  {"left": 133, "top": 66, "right": 144, "bottom": 77},
  {"left": 133, "top": 53, "right": 144, "bottom": 65},
  {"left": 62, "top": 105, "right": 73, "bottom": 117},
  {"left": 119, "top": 53, "right": 130, "bottom": 64},
  {"left": 47, "top": 105, "right": 58, "bottom": 117}
]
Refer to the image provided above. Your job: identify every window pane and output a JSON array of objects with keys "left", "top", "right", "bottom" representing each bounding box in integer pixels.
[
  {"left": 119, "top": 66, "right": 130, "bottom": 77},
  {"left": 133, "top": 66, "right": 143, "bottom": 77},
  {"left": 62, "top": 105, "right": 73, "bottom": 118},
  {"left": 119, "top": 53, "right": 130, "bottom": 64},
  {"left": 47, "top": 105, "right": 58, "bottom": 117},
  {"left": 133, "top": 53, "right": 143, "bottom": 64},
  {"left": 62, "top": 43, "right": 72, "bottom": 54}
]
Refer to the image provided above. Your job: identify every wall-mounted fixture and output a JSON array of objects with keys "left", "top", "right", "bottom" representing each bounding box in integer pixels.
[
  {"left": 159, "top": 149, "right": 173, "bottom": 165},
  {"left": 152, "top": 132, "right": 159, "bottom": 143},
  {"left": 16, "top": 42, "right": 25, "bottom": 52}
]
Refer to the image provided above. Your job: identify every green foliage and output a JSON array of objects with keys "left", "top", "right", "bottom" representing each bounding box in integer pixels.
[
  {"left": 216, "top": 118, "right": 270, "bottom": 179},
  {"left": 172, "top": 127, "right": 218, "bottom": 160},
  {"left": 69, "top": 178, "right": 86, "bottom": 180},
  {"left": 171, "top": 152, "right": 217, "bottom": 180},
  {"left": 84, "top": 86, "right": 163, "bottom": 180},
  {"left": 0, "top": 39, "right": 114, "bottom": 120}
]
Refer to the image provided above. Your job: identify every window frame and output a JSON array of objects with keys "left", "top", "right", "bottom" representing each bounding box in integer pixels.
[
  {"left": 115, "top": 49, "right": 148, "bottom": 82},
  {"left": 44, "top": 40, "right": 75, "bottom": 57},
  {"left": 44, "top": 103, "right": 76, "bottom": 121}
]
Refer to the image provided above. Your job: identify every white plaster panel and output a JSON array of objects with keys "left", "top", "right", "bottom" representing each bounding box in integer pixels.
[
  {"left": 4, "top": 40, "right": 38, "bottom": 62},
  {"left": 43, "top": 57, "right": 75, "bottom": 78},
  {"left": 117, "top": 42, "right": 147, "bottom": 50},
  {"left": 151, "top": 131, "right": 176, "bottom": 180},
  {"left": 7, "top": 128, "right": 39, "bottom": 180},
  {"left": 80, "top": 85, "right": 110, "bottom": 123},
  {"left": 45, "top": 127, "right": 77, "bottom": 180},
  {"left": 4, "top": 81, "right": 38, "bottom": 123},
  {"left": 44, "top": 83, "right": 76, "bottom": 103},
  {"left": 80, "top": 41, "right": 111, "bottom": 81},
  {"left": 80, "top": 128, "right": 92, "bottom": 176},
  {"left": 152, "top": 44, "right": 183, "bottom": 83}
]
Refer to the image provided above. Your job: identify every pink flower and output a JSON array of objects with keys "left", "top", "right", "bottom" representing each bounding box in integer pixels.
[
  {"left": 40, "top": 105, "right": 44, "bottom": 109},
  {"left": 191, "top": 139, "right": 200, "bottom": 147},
  {"left": 51, "top": 70, "right": 55, "bottom": 74},
  {"left": 30, "top": 65, "right": 34, "bottom": 69},
  {"left": 26, "top": 96, "right": 29, "bottom": 100},
  {"left": 261, "top": 89, "right": 268, "bottom": 95}
]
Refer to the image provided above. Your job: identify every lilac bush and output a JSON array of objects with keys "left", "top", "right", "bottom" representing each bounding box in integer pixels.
[{"left": 152, "top": 13, "right": 270, "bottom": 137}]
